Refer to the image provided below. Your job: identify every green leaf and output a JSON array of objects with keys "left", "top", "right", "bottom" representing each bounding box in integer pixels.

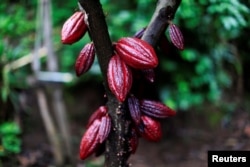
[
  {"left": 0, "top": 122, "right": 21, "bottom": 135},
  {"left": 2, "top": 135, "right": 21, "bottom": 154},
  {"left": 181, "top": 49, "right": 198, "bottom": 62}
]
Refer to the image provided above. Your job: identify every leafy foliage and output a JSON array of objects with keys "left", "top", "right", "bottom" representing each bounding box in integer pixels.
[
  {"left": 0, "top": 122, "right": 21, "bottom": 156},
  {"left": 159, "top": 0, "right": 249, "bottom": 109}
]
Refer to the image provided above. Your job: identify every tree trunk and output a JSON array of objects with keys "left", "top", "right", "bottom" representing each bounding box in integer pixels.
[{"left": 78, "top": 0, "right": 182, "bottom": 166}]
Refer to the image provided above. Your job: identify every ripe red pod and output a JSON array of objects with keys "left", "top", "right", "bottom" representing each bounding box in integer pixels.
[
  {"left": 169, "top": 23, "right": 184, "bottom": 50},
  {"left": 75, "top": 43, "right": 95, "bottom": 77},
  {"left": 128, "top": 95, "right": 141, "bottom": 125},
  {"left": 98, "top": 115, "right": 111, "bottom": 143},
  {"left": 140, "top": 99, "right": 176, "bottom": 119},
  {"left": 86, "top": 106, "right": 108, "bottom": 128},
  {"left": 139, "top": 115, "right": 162, "bottom": 142},
  {"left": 115, "top": 37, "right": 158, "bottom": 69},
  {"left": 107, "top": 55, "right": 133, "bottom": 102},
  {"left": 79, "top": 119, "right": 100, "bottom": 160},
  {"left": 61, "top": 11, "right": 88, "bottom": 44}
]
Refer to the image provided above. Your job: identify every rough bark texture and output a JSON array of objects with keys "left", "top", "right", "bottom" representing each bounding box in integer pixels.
[
  {"left": 78, "top": 0, "right": 182, "bottom": 167},
  {"left": 142, "top": 0, "right": 181, "bottom": 46},
  {"left": 78, "top": 0, "right": 131, "bottom": 166}
]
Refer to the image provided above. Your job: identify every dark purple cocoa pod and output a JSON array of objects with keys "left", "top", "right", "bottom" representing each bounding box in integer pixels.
[
  {"left": 128, "top": 95, "right": 141, "bottom": 125},
  {"left": 140, "top": 99, "right": 176, "bottom": 119}
]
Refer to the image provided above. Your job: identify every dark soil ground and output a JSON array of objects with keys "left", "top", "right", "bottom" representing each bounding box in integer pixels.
[{"left": 1, "top": 83, "right": 250, "bottom": 167}]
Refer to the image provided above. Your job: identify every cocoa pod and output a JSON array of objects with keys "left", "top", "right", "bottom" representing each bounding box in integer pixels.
[
  {"left": 79, "top": 119, "right": 100, "bottom": 160},
  {"left": 169, "top": 23, "right": 184, "bottom": 50},
  {"left": 61, "top": 11, "right": 88, "bottom": 44},
  {"left": 98, "top": 115, "right": 111, "bottom": 143},
  {"left": 140, "top": 99, "right": 176, "bottom": 119},
  {"left": 115, "top": 37, "right": 158, "bottom": 69},
  {"left": 139, "top": 115, "right": 162, "bottom": 142},
  {"left": 86, "top": 106, "right": 108, "bottom": 128},
  {"left": 129, "top": 128, "right": 139, "bottom": 154},
  {"left": 128, "top": 95, "right": 141, "bottom": 125},
  {"left": 141, "top": 69, "right": 155, "bottom": 83},
  {"left": 75, "top": 43, "right": 95, "bottom": 77},
  {"left": 107, "top": 55, "right": 132, "bottom": 102}
]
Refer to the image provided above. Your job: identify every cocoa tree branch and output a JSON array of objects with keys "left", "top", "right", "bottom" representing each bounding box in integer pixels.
[
  {"left": 78, "top": 0, "right": 131, "bottom": 167},
  {"left": 142, "top": 0, "right": 181, "bottom": 46},
  {"left": 78, "top": 0, "right": 112, "bottom": 88},
  {"left": 78, "top": 0, "right": 181, "bottom": 167}
]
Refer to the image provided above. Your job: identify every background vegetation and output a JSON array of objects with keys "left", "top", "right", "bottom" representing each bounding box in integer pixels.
[{"left": 1, "top": 0, "right": 249, "bottom": 166}]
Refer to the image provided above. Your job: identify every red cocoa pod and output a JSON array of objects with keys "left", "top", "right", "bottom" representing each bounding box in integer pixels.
[
  {"left": 115, "top": 37, "right": 158, "bottom": 69},
  {"left": 128, "top": 95, "right": 141, "bottom": 125},
  {"left": 61, "top": 11, "right": 88, "bottom": 44},
  {"left": 140, "top": 99, "right": 176, "bottom": 119},
  {"left": 141, "top": 69, "right": 155, "bottom": 83},
  {"left": 129, "top": 128, "right": 139, "bottom": 154},
  {"left": 98, "top": 115, "right": 111, "bottom": 143},
  {"left": 107, "top": 55, "right": 132, "bottom": 102},
  {"left": 139, "top": 115, "right": 162, "bottom": 142},
  {"left": 169, "top": 23, "right": 184, "bottom": 50},
  {"left": 86, "top": 106, "right": 108, "bottom": 128},
  {"left": 79, "top": 119, "right": 100, "bottom": 160},
  {"left": 133, "top": 27, "right": 146, "bottom": 39},
  {"left": 75, "top": 43, "right": 95, "bottom": 77}
]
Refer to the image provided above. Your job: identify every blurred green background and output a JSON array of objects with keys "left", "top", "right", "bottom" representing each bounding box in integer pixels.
[{"left": 0, "top": 0, "right": 250, "bottom": 166}]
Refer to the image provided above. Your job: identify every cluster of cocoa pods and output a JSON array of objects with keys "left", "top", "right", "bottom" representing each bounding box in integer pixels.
[
  {"left": 61, "top": 10, "right": 184, "bottom": 160},
  {"left": 78, "top": 96, "right": 176, "bottom": 160},
  {"left": 79, "top": 106, "right": 111, "bottom": 160}
]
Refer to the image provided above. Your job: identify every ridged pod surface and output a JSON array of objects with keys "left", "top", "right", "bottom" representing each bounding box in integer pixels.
[
  {"left": 79, "top": 120, "right": 100, "bottom": 160},
  {"left": 86, "top": 106, "right": 108, "bottom": 128},
  {"left": 107, "top": 55, "right": 132, "bottom": 102},
  {"left": 75, "top": 43, "right": 95, "bottom": 76},
  {"left": 140, "top": 115, "right": 162, "bottom": 142},
  {"left": 169, "top": 23, "right": 184, "bottom": 50},
  {"left": 115, "top": 37, "right": 158, "bottom": 69},
  {"left": 61, "top": 11, "right": 87, "bottom": 44},
  {"left": 140, "top": 99, "right": 176, "bottom": 119},
  {"left": 98, "top": 115, "right": 111, "bottom": 143},
  {"left": 128, "top": 95, "right": 141, "bottom": 125}
]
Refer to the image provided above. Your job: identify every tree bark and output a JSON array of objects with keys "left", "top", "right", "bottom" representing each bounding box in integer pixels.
[
  {"left": 78, "top": 0, "right": 182, "bottom": 167},
  {"left": 142, "top": 0, "right": 181, "bottom": 46}
]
